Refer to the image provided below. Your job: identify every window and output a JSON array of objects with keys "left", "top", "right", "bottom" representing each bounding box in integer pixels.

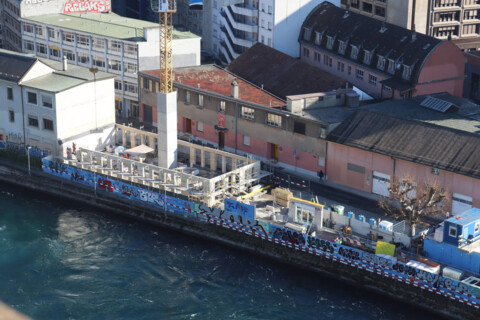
[
  {"left": 338, "top": 40, "right": 347, "bottom": 54},
  {"left": 375, "top": 6, "right": 385, "bottom": 17},
  {"left": 356, "top": 69, "right": 364, "bottom": 80},
  {"left": 124, "top": 44, "right": 137, "bottom": 56},
  {"left": 43, "top": 118, "right": 54, "bottom": 131},
  {"left": 49, "top": 47, "right": 60, "bottom": 58},
  {"left": 363, "top": 50, "right": 372, "bottom": 64},
  {"left": 267, "top": 38, "right": 272, "bottom": 47},
  {"left": 185, "top": 91, "right": 191, "bottom": 103},
  {"left": 218, "top": 100, "right": 226, "bottom": 113},
  {"left": 347, "top": 163, "right": 365, "bottom": 174},
  {"left": 314, "top": 31, "right": 322, "bottom": 45},
  {"left": 7, "top": 87, "right": 13, "bottom": 100},
  {"left": 323, "top": 54, "right": 332, "bottom": 66},
  {"left": 77, "top": 35, "right": 89, "bottom": 46},
  {"left": 402, "top": 65, "right": 411, "bottom": 80},
  {"left": 92, "top": 56, "right": 105, "bottom": 68},
  {"left": 48, "top": 27, "right": 58, "bottom": 40},
  {"left": 387, "top": 59, "right": 396, "bottom": 74},
  {"left": 37, "top": 43, "right": 47, "bottom": 55},
  {"left": 326, "top": 36, "right": 334, "bottom": 49},
  {"left": 92, "top": 37, "right": 105, "bottom": 50},
  {"left": 197, "top": 94, "right": 204, "bottom": 107},
  {"left": 109, "top": 40, "right": 122, "bottom": 53},
  {"left": 337, "top": 61, "right": 344, "bottom": 72},
  {"left": 243, "top": 135, "right": 250, "bottom": 146},
  {"left": 64, "top": 49, "right": 75, "bottom": 62},
  {"left": 41, "top": 95, "right": 53, "bottom": 108},
  {"left": 261, "top": 35, "right": 265, "bottom": 44},
  {"left": 293, "top": 121, "right": 306, "bottom": 135},
  {"left": 369, "top": 74, "right": 377, "bottom": 85},
  {"left": 23, "top": 40, "right": 34, "bottom": 52},
  {"left": 28, "top": 116, "right": 39, "bottom": 127},
  {"left": 377, "top": 55, "right": 385, "bottom": 70},
  {"left": 350, "top": 45, "right": 359, "bottom": 59},
  {"left": 125, "top": 62, "right": 137, "bottom": 75},
  {"left": 303, "top": 27, "right": 311, "bottom": 41},
  {"left": 241, "top": 106, "right": 255, "bottom": 120},
  {"left": 348, "top": 66, "right": 352, "bottom": 75},
  {"left": 108, "top": 59, "right": 122, "bottom": 72},
  {"left": 27, "top": 91, "right": 37, "bottom": 104},
  {"left": 78, "top": 52, "right": 89, "bottom": 65},
  {"left": 475, "top": 223, "right": 479, "bottom": 233},
  {"left": 114, "top": 80, "right": 122, "bottom": 91},
  {"left": 449, "top": 225, "right": 457, "bottom": 237},
  {"left": 268, "top": 22, "right": 272, "bottom": 30},
  {"left": 143, "top": 78, "right": 151, "bottom": 90},
  {"left": 384, "top": 86, "right": 392, "bottom": 93},
  {"left": 62, "top": 31, "right": 74, "bottom": 43},
  {"left": 9, "top": 110, "right": 14, "bottom": 122},
  {"left": 23, "top": 23, "right": 33, "bottom": 33},
  {"left": 124, "top": 82, "right": 138, "bottom": 94},
  {"left": 266, "top": 113, "right": 282, "bottom": 127},
  {"left": 268, "top": 5, "right": 272, "bottom": 14},
  {"left": 196, "top": 121, "right": 203, "bottom": 132},
  {"left": 314, "top": 52, "right": 321, "bottom": 62},
  {"left": 362, "top": 2, "right": 372, "bottom": 13},
  {"left": 303, "top": 47, "right": 310, "bottom": 57}
]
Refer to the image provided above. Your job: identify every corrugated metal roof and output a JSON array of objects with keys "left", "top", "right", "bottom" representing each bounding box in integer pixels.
[
  {"left": 420, "top": 96, "right": 456, "bottom": 113},
  {"left": 328, "top": 109, "right": 480, "bottom": 179}
]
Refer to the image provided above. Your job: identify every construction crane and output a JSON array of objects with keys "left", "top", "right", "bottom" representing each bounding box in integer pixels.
[{"left": 151, "top": 0, "right": 176, "bottom": 93}]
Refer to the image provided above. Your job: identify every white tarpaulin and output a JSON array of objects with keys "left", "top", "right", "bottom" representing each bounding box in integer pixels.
[{"left": 125, "top": 144, "right": 154, "bottom": 156}]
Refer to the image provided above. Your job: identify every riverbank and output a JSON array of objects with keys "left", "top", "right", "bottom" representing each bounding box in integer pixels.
[{"left": 0, "top": 160, "right": 477, "bottom": 320}]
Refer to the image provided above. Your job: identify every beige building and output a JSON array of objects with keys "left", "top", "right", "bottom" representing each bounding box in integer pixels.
[{"left": 340, "top": 0, "right": 480, "bottom": 51}]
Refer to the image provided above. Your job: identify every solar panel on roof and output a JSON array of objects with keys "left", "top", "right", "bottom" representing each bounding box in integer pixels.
[{"left": 420, "top": 96, "right": 455, "bottom": 113}]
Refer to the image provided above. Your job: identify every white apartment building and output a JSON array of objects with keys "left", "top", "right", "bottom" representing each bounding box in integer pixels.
[
  {"left": 19, "top": 12, "right": 201, "bottom": 119},
  {"left": 0, "top": 49, "right": 116, "bottom": 157},
  {"left": 213, "top": 0, "right": 340, "bottom": 63}
]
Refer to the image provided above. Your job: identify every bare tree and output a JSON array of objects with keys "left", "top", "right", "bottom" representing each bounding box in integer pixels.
[{"left": 378, "top": 175, "right": 450, "bottom": 236}]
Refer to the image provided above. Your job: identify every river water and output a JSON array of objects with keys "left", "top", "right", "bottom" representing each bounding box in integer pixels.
[{"left": 0, "top": 183, "right": 436, "bottom": 320}]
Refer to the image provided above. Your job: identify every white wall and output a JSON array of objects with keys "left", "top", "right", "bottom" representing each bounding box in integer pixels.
[
  {"left": 19, "top": 60, "right": 53, "bottom": 83},
  {"left": 0, "top": 80, "right": 24, "bottom": 145},
  {"left": 271, "top": 0, "right": 340, "bottom": 58},
  {"left": 139, "top": 27, "right": 201, "bottom": 71},
  {"left": 55, "top": 78, "right": 115, "bottom": 155},
  {"left": 20, "top": 0, "right": 65, "bottom": 18}
]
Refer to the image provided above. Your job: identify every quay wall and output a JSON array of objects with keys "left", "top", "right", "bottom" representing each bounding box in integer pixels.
[{"left": 0, "top": 159, "right": 479, "bottom": 320}]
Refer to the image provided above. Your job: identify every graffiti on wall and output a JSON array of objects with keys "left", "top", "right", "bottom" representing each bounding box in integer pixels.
[
  {"left": 63, "top": 0, "right": 111, "bottom": 13},
  {"left": 41, "top": 158, "right": 480, "bottom": 304}
]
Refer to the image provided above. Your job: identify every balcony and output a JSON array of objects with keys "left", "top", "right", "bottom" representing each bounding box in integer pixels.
[
  {"left": 220, "top": 44, "right": 233, "bottom": 64},
  {"left": 224, "top": 6, "right": 258, "bottom": 34},
  {"left": 220, "top": 32, "right": 240, "bottom": 60},
  {"left": 230, "top": 3, "right": 258, "bottom": 18},
  {"left": 220, "top": 11, "right": 256, "bottom": 48}
]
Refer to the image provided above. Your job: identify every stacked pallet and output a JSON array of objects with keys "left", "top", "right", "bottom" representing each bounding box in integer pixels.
[{"left": 272, "top": 187, "right": 292, "bottom": 208}]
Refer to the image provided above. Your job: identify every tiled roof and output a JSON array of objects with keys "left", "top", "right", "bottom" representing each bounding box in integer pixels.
[
  {"left": 143, "top": 65, "right": 286, "bottom": 107},
  {"left": 227, "top": 43, "right": 346, "bottom": 100},
  {"left": 0, "top": 50, "right": 37, "bottom": 83},
  {"left": 328, "top": 109, "right": 480, "bottom": 179},
  {"left": 300, "top": 1, "right": 441, "bottom": 87}
]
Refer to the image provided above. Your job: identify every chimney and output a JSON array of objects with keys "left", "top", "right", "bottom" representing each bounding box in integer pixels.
[
  {"left": 231, "top": 77, "right": 239, "bottom": 98},
  {"left": 62, "top": 56, "right": 68, "bottom": 71},
  {"left": 411, "top": 24, "right": 417, "bottom": 42}
]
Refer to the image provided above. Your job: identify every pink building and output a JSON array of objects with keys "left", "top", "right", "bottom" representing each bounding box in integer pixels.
[
  {"left": 139, "top": 65, "right": 341, "bottom": 177},
  {"left": 299, "top": 2, "right": 465, "bottom": 99},
  {"left": 327, "top": 106, "right": 480, "bottom": 216}
]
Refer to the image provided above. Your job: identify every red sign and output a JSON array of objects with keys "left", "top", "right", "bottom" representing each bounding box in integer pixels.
[
  {"left": 218, "top": 113, "right": 226, "bottom": 128},
  {"left": 63, "top": 0, "right": 111, "bottom": 13}
]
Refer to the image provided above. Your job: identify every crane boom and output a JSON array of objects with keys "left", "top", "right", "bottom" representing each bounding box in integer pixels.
[{"left": 159, "top": 6, "right": 174, "bottom": 94}]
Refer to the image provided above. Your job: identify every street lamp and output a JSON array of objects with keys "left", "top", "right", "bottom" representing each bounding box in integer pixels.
[
  {"left": 27, "top": 146, "right": 32, "bottom": 176},
  {"left": 89, "top": 67, "right": 99, "bottom": 130}
]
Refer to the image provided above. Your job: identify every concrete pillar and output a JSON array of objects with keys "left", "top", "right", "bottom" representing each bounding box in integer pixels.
[
  {"left": 141, "top": 134, "right": 145, "bottom": 145},
  {"left": 232, "top": 158, "right": 237, "bottom": 170},
  {"left": 122, "top": 129, "right": 127, "bottom": 147},
  {"left": 210, "top": 154, "right": 216, "bottom": 172},
  {"left": 189, "top": 147, "right": 196, "bottom": 167},
  {"left": 157, "top": 91, "right": 178, "bottom": 169},
  {"left": 200, "top": 149, "right": 205, "bottom": 168},
  {"left": 130, "top": 130, "right": 136, "bottom": 148},
  {"left": 222, "top": 155, "right": 226, "bottom": 173}
]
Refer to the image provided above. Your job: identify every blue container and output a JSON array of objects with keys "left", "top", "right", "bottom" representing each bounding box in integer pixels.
[
  {"left": 369, "top": 218, "right": 376, "bottom": 226},
  {"left": 358, "top": 215, "right": 365, "bottom": 222},
  {"left": 347, "top": 211, "right": 354, "bottom": 219}
]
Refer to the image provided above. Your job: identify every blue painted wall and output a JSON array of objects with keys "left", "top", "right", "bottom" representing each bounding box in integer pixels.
[
  {"left": 424, "top": 237, "right": 480, "bottom": 275},
  {"left": 443, "top": 221, "right": 462, "bottom": 246}
]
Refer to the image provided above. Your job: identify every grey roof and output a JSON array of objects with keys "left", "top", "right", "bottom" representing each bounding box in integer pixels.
[
  {"left": 0, "top": 50, "right": 37, "bottom": 83},
  {"left": 328, "top": 109, "right": 480, "bottom": 179},
  {"left": 300, "top": 2, "right": 441, "bottom": 88}
]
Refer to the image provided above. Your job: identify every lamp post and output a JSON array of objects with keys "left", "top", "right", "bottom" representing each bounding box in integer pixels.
[
  {"left": 27, "top": 146, "right": 32, "bottom": 175},
  {"left": 89, "top": 67, "right": 99, "bottom": 130}
]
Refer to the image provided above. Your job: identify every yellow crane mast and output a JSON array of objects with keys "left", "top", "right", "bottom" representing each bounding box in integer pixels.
[{"left": 159, "top": 0, "right": 175, "bottom": 94}]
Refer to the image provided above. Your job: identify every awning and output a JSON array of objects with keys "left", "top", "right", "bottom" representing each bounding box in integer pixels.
[
  {"left": 125, "top": 144, "right": 154, "bottom": 156},
  {"left": 380, "top": 78, "right": 415, "bottom": 92}
]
